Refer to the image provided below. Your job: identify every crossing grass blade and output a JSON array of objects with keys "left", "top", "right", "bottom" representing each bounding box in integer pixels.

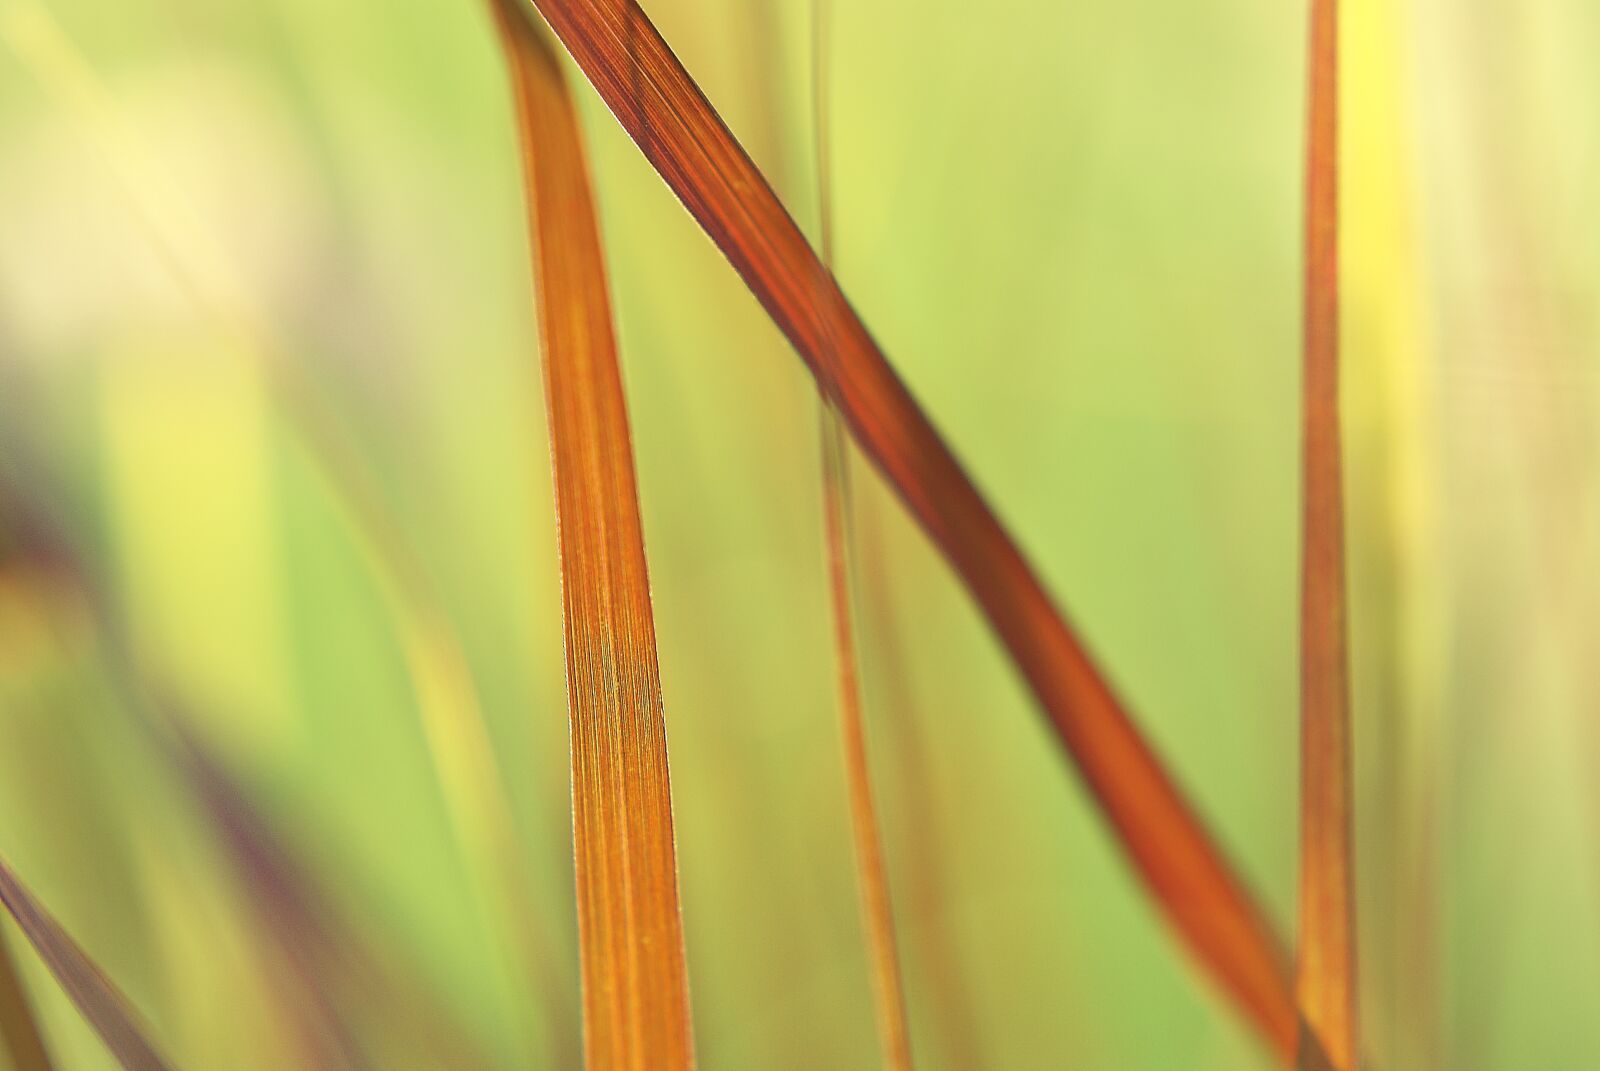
[
  {"left": 513, "top": 0, "right": 1295, "bottom": 1053},
  {"left": 0, "top": 856, "right": 175, "bottom": 1071},
  {"left": 487, "top": 3, "right": 696, "bottom": 1065},
  {"left": 1296, "top": 0, "right": 1358, "bottom": 1066}
]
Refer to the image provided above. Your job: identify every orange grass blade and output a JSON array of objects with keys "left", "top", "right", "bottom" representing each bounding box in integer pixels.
[
  {"left": 813, "top": 3, "right": 913, "bottom": 1065},
  {"left": 0, "top": 932, "right": 54, "bottom": 1071},
  {"left": 0, "top": 857, "right": 174, "bottom": 1071},
  {"left": 516, "top": 0, "right": 1295, "bottom": 1052},
  {"left": 1296, "top": 0, "right": 1358, "bottom": 1066},
  {"left": 488, "top": 4, "right": 695, "bottom": 1066}
]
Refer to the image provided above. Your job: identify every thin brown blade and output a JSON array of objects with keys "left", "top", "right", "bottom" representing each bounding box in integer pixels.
[
  {"left": 821, "top": 408, "right": 916, "bottom": 1071},
  {"left": 813, "top": 3, "right": 913, "bottom": 1064},
  {"left": 0, "top": 856, "right": 175, "bottom": 1071},
  {"left": 0, "top": 930, "right": 54, "bottom": 1071},
  {"left": 487, "top": 4, "right": 695, "bottom": 1067},
  {"left": 1296, "top": 0, "right": 1357, "bottom": 1066},
  {"left": 515, "top": 0, "right": 1294, "bottom": 1053}
]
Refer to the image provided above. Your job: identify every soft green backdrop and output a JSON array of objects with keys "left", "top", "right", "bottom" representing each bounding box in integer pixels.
[{"left": 0, "top": 0, "right": 1597, "bottom": 1067}]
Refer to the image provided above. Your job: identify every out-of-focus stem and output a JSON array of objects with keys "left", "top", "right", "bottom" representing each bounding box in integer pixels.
[
  {"left": 0, "top": 7, "right": 575, "bottom": 1061},
  {"left": 814, "top": 2, "right": 914, "bottom": 1066}
]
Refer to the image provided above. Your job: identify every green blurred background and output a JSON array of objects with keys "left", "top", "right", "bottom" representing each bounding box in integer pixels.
[{"left": 1, "top": 0, "right": 1597, "bottom": 1067}]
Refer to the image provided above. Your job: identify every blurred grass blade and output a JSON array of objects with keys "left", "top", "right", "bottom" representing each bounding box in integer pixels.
[
  {"left": 1296, "top": 0, "right": 1357, "bottom": 1066},
  {"left": 166, "top": 729, "right": 372, "bottom": 1071},
  {"left": 517, "top": 0, "right": 1294, "bottom": 1051},
  {"left": 0, "top": 857, "right": 174, "bottom": 1071},
  {"left": 0, "top": 15, "right": 569, "bottom": 1058},
  {"left": 291, "top": 424, "right": 578, "bottom": 1068},
  {"left": 855, "top": 496, "right": 985, "bottom": 1069},
  {"left": 166, "top": 727, "right": 494, "bottom": 1071},
  {"left": 488, "top": 3, "right": 695, "bottom": 1066},
  {"left": 813, "top": 3, "right": 913, "bottom": 1066},
  {"left": 1298, "top": 1018, "right": 1338, "bottom": 1071},
  {"left": 0, "top": 933, "right": 54, "bottom": 1071},
  {"left": 0, "top": 470, "right": 357, "bottom": 1070},
  {"left": 0, "top": 462, "right": 496, "bottom": 1071},
  {"left": 821, "top": 408, "right": 915, "bottom": 1071}
]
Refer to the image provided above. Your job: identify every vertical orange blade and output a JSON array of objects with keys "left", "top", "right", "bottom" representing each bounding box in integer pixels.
[
  {"left": 488, "top": 4, "right": 696, "bottom": 1067},
  {"left": 516, "top": 0, "right": 1295, "bottom": 1054},
  {"left": 1297, "top": 0, "right": 1358, "bottom": 1065}
]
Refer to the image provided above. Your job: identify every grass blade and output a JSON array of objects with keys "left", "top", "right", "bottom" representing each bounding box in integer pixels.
[
  {"left": 0, "top": 931, "right": 54, "bottom": 1071},
  {"left": 1296, "top": 0, "right": 1357, "bottom": 1066},
  {"left": 516, "top": 0, "right": 1294, "bottom": 1051},
  {"left": 855, "top": 497, "right": 986, "bottom": 1070},
  {"left": 821, "top": 409, "right": 915, "bottom": 1071},
  {"left": 0, "top": 15, "right": 570, "bottom": 1059},
  {"left": 488, "top": 4, "right": 695, "bottom": 1066},
  {"left": 813, "top": 3, "right": 913, "bottom": 1066},
  {"left": 0, "top": 460, "right": 498, "bottom": 1071},
  {"left": 0, "top": 856, "right": 174, "bottom": 1071},
  {"left": 165, "top": 727, "right": 495, "bottom": 1071}
]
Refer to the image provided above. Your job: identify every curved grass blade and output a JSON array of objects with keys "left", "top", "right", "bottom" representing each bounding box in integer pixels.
[
  {"left": 514, "top": 0, "right": 1294, "bottom": 1052},
  {"left": 487, "top": 3, "right": 695, "bottom": 1066},
  {"left": 0, "top": 856, "right": 174, "bottom": 1071},
  {"left": 1296, "top": 0, "right": 1357, "bottom": 1065},
  {"left": 0, "top": 931, "right": 54, "bottom": 1071},
  {"left": 813, "top": 2, "right": 913, "bottom": 1066}
]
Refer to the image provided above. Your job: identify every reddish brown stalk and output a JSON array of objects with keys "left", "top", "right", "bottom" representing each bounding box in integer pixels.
[
  {"left": 1296, "top": 0, "right": 1357, "bottom": 1067},
  {"left": 488, "top": 3, "right": 695, "bottom": 1067},
  {"left": 813, "top": 2, "right": 914, "bottom": 1064},
  {"left": 0, "top": 857, "right": 174, "bottom": 1071},
  {"left": 0, "top": 931, "right": 54, "bottom": 1071},
  {"left": 517, "top": 0, "right": 1294, "bottom": 1052}
]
